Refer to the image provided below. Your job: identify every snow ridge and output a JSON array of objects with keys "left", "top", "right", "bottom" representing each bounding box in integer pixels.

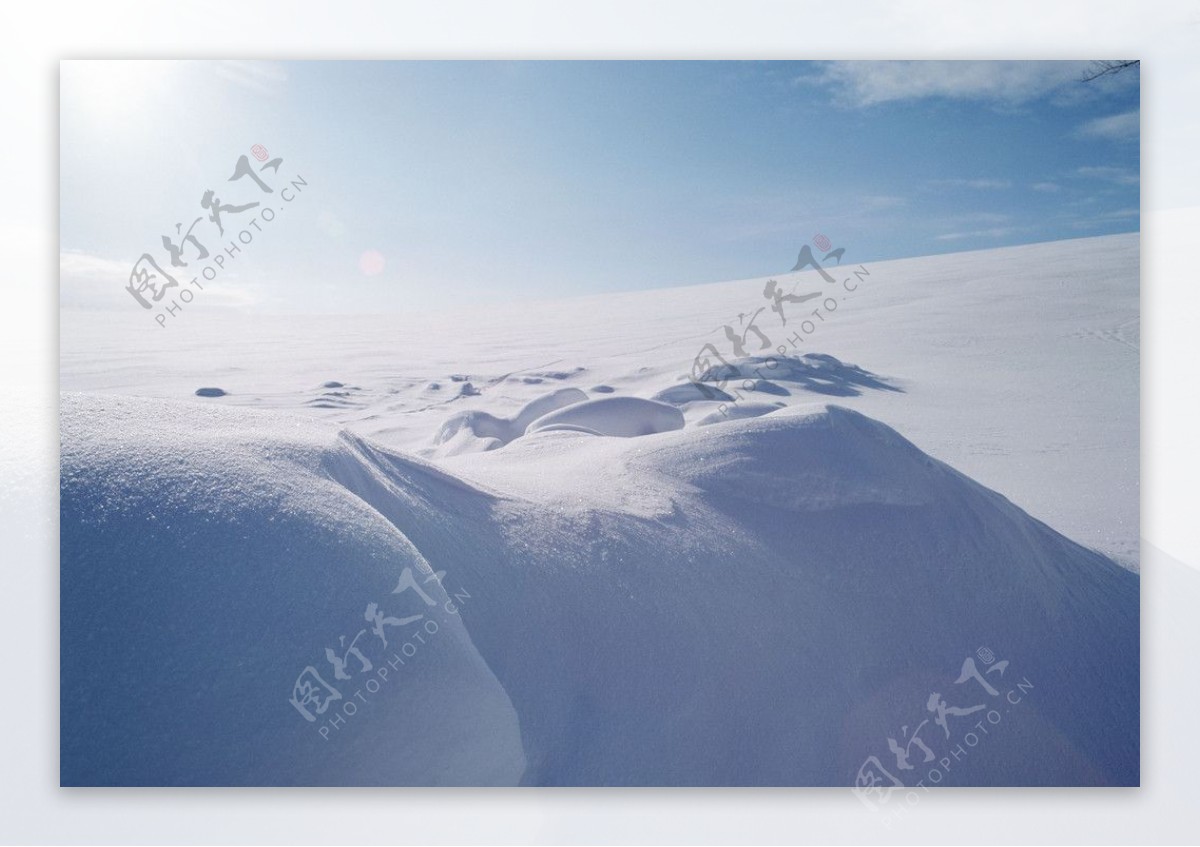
[{"left": 61, "top": 392, "right": 1137, "bottom": 786}]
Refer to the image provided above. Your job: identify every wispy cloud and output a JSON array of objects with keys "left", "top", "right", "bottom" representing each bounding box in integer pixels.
[
  {"left": 213, "top": 60, "right": 288, "bottom": 96},
  {"left": 935, "top": 227, "right": 1016, "bottom": 241},
  {"left": 60, "top": 250, "right": 259, "bottom": 309},
  {"left": 861, "top": 194, "right": 907, "bottom": 210},
  {"left": 957, "top": 212, "right": 1011, "bottom": 224},
  {"left": 60, "top": 250, "right": 129, "bottom": 282},
  {"left": 1067, "top": 208, "right": 1141, "bottom": 230},
  {"left": 1075, "top": 165, "right": 1140, "bottom": 185},
  {"left": 929, "top": 177, "right": 1012, "bottom": 190},
  {"left": 60, "top": 250, "right": 146, "bottom": 310},
  {"left": 808, "top": 61, "right": 1090, "bottom": 107},
  {"left": 1078, "top": 109, "right": 1139, "bottom": 141},
  {"left": 710, "top": 188, "right": 911, "bottom": 243},
  {"left": 1032, "top": 182, "right": 1062, "bottom": 192}
]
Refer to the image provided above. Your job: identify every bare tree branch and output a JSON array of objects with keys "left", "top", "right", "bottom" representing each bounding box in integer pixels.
[{"left": 1081, "top": 60, "right": 1140, "bottom": 82}]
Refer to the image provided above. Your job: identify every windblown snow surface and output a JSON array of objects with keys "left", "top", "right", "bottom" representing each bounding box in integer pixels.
[{"left": 60, "top": 234, "right": 1138, "bottom": 786}]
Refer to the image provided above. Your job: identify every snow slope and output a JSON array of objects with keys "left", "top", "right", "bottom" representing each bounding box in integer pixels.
[
  {"left": 60, "top": 232, "right": 1141, "bottom": 566},
  {"left": 59, "top": 394, "right": 525, "bottom": 786},
  {"left": 60, "top": 233, "right": 1139, "bottom": 785},
  {"left": 61, "top": 395, "right": 1137, "bottom": 786}
]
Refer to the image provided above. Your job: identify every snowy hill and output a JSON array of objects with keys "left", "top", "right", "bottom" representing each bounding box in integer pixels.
[
  {"left": 61, "top": 232, "right": 1141, "bottom": 568},
  {"left": 60, "top": 391, "right": 1137, "bottom": 785},
  {"left": 60, "top": 233, "right": 1138, "bottom": 785},
  {"left": 59, "top": 393, "right": 525, "bottom": 786}
]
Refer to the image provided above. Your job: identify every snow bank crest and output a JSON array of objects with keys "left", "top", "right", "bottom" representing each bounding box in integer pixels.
[{"left": 637, "top": 405, "right": 936, "bottom": 511}]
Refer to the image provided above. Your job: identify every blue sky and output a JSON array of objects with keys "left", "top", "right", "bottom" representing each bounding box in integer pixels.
[{"left": 60, "top": 60, "right": 1139, "bottom": 313}]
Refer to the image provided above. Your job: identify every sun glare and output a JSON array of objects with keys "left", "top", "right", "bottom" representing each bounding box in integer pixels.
[{"left": 62, "top": 60, "right": 180, "bottom": 129}]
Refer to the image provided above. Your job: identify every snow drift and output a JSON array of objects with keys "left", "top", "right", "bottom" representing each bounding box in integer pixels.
[
  {"left": 525, "top": 395, "right": 685, "bottom": 438},
  {"left": 59, "top": 394, "right": 525, "bottom": 786},
  {"left": 60, "top": 392, "right": 1137, "bottom": 786},
  {"left": 431, "top": 387, "right": 588, "bottom": 456}
]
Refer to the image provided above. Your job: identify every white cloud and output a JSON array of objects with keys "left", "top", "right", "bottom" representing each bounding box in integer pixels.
[
  {"left": 860, "top": 194, "right": 907, "bottom": 210},
  {"left": 935, "top": 227, "right": 1015, "bottom": 241},
  {"left": 1032, "top": 182, "right": 1062, "bottom": 192},
  {"left": 60, "top": 250, "right": 259, "bottom": 310},
  {"left": 957, "top": 212, "right": 1011, "bottom": 224},
  {"left": 929, "top": 178, "right": 1012, "bottom": 190},
  {"left": 810, "top": 61, "right": 1090, "bottom": 107},
  {"left": 213, "top": 60, "right": 288, "bottom": 96},
  {"left": 1075, "top": 165, "right": 1140, "bottom": 185},
  {"left": 1061, "top": 205, "right": 1140, "bottom": 230},
  {"left": 60, "top": 250, "right": 145, "bottom": 309},
  {"left": 1068, "top": 211, "right": 1139, "bottom": 230},
  {"left": 1078, "top": 109, "right": 1139, "bottom": 140},
  {"left": 60, "top": 250, "right": 130, "bottom": 282}
]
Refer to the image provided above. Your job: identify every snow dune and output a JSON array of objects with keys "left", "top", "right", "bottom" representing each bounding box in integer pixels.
[
  {"left": 525, "top": 395, "right": 684, "bottom": 437},
  {"left": 61, "top": 233, "right": 1140, "bottom": 566},
  {"left": 691, "top": 352, "right": 902, "bottom": 398},
  {"left": 59, "top": 394, "right": 525, "bottom": 786},
  {"left": 61, "top": 390, "right": 1137, "bottom": 786},
  {"left": 432, "top": 391, "right": 685, "bottom": 454},
  {"left": 432, "top": 386, "right": 588, "bottom": 456}
]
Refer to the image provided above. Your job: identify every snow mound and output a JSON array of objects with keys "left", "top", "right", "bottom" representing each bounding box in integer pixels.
[
  {"left": 431, "top": 387, "right": 588, "bottom": 457},
  {"left": 695, "top": 401, "right": 785, "bottom": 426},
  {"left": 61, "top": 393, "right": 1137, "bottom": 787},
  {"left": 694, "top": 353, "right": 900, "bottom": 397},
  {"left": 642, "top": 404, "right": 938, "bottom": 510},
  {"left": 651, "top": 382, "right": 734, "bottom": 405},
  {"left": 451, "top": 405, "right": 1137, "bottom": 785},
  {"left": 526, "top": 395, "right": 685, "bottom": 438},
  {"left": 60, "top": 393, "right": 525, "bottom": 786}
]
